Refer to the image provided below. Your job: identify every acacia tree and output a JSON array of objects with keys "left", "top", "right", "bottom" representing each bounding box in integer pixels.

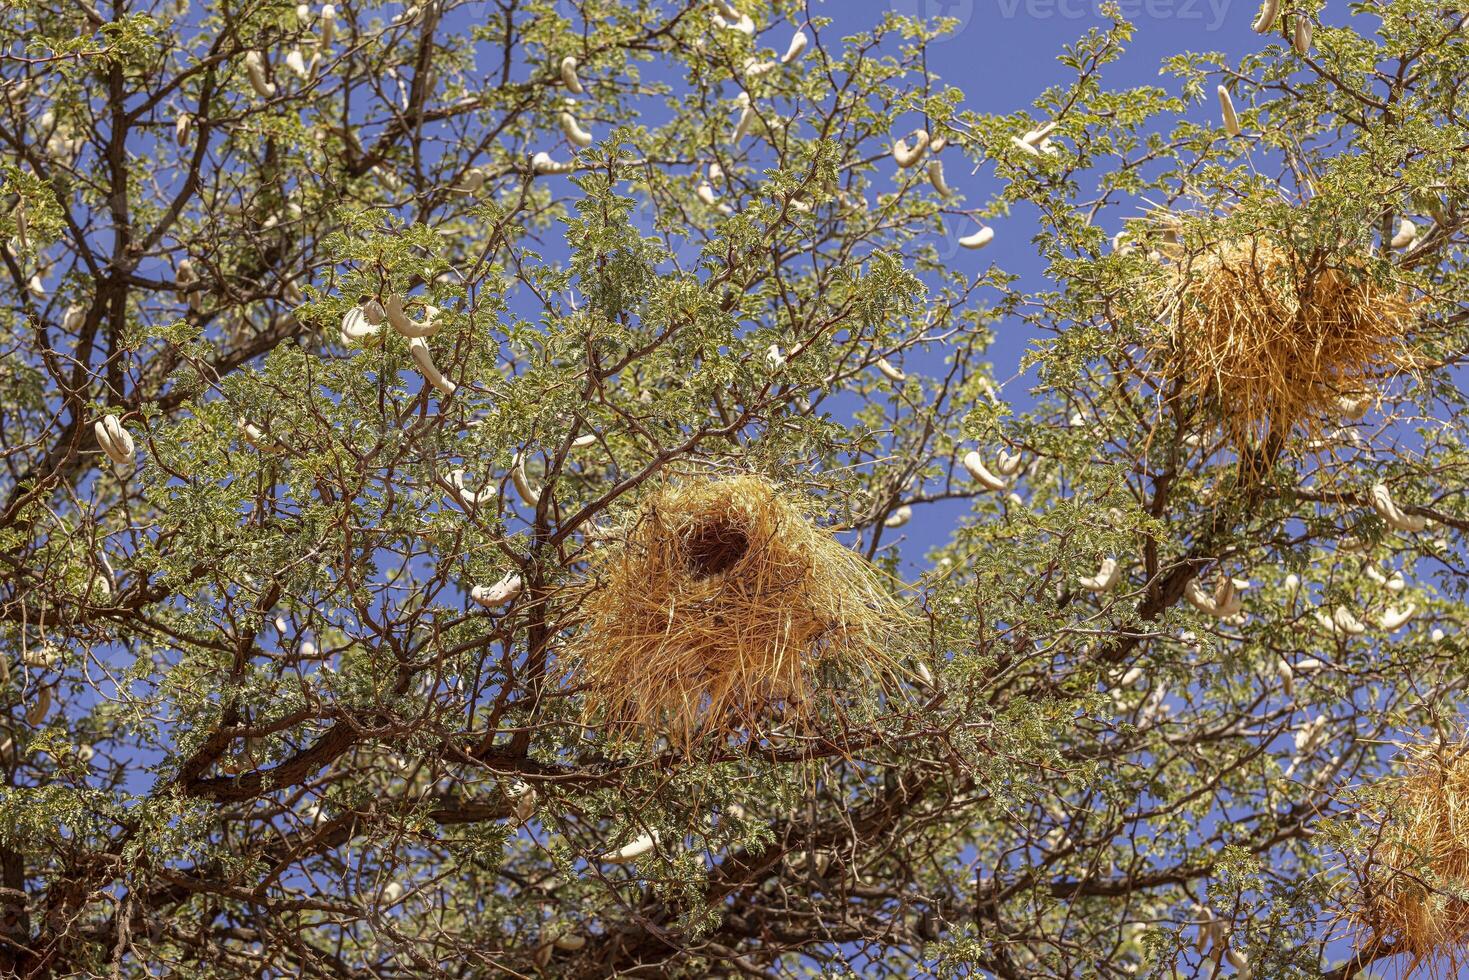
[{"left": 2, "top": 0, "right": 1467, "bottom": 976}]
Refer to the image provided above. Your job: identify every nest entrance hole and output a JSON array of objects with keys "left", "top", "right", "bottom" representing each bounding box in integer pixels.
[{"left": 682, "top": 518, "right": 750, "bottom": 579}]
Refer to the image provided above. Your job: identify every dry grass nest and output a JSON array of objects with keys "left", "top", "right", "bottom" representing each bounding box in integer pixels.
[
  {"left": 1143, "top": 233, "right": 1416, "bottom": 464},
  {"left": 1343, "top": 737, "right": 1469, "bottom": 975},
  {"left": 562, "top": 475, "right": 909, "bottom": 746}
]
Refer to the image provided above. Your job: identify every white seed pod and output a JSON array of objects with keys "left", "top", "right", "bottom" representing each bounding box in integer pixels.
[
  {"left": 1432, "top": 628, "right": 1446, "bottom": 643},
  {"left": 243, "top": 51, "right": 277, "bottom": 99},
  {"left": 1390, "top": 218, "right": 1417, "bottom": 249},
  {"left": 959, "top": 225, "right": 994, "bottom": 250},
  {"left": 743, "top": 58, "right": 776, "bottom": 79},
  {"left": 319, "top": 3, "right": 336, "bottom": 48},
  {"left": 384, "top": 294, "right": 442, "bottom": 338},
  {"left": 571, "top": 433, "right": 598, "bottom": 449},
  {"left": 408, "top": 336, "right": 457, "bottom": 396},
  {"left": 1330, "top": 605, "right": 1368, "bottom": 636},
  {"left": 471, "top": 573, "right": 522, "bottom": 609},
  {"left": 599, "top": 831, "right": 657, "bottom": 864},
  {"left": 511, "top": 454, "right": 542, "bottom": 507},
  {"left": 715, "top": 12, "right": 755, "bottom": 34},
  {"left": 696, "top": 181, "right": 719, "bottom": 207},
  {"left": 961, "top": 451, "right": 1008, "bottom": 492},
  {"left": 559, "top": 110, "right": 593, "bottom": 148},
  {"left": 1296, "top": 656, "right": 1324, "bottom": 674},
  {"left": 448, "top": 469, "right": 496, "bottom": 508},
  {"left": 21, "top": 645, "right": 58, "bottom": 668},
  {"left": 892, "top": 130, "right": 929, "bottom": 169},
  {"left": 1184, "top": 578, "right": 1242, "bottom": 619},
  {"left": 1377, "top": 604, "right": 1416, "bottom": 631},
  {"left": 93, "top": 415, "right": 132, "bottom": 466},
  {"left": 1294, "top": 714, "right": 1327, "bottom": 755},
  {"left": 285, "top": 48, "right": 309, "bottom": 80},
  {"left": 876, "top": 358, "right": 905, "bottom": 383},
  {"left": 454, "top": 168, "right": 486, "bottom": 195},
  {"left": 883, "top": 504, "right": 912, "bottom": 529},
  {"left": 1283, "top": 573, "right": 1300, "bottom": 593},
  {"left": 531, "top": 151, "right": 574, "bottom": 175},
  {"left": 559, "top": 55, "right": 584, "bottom": 94},
  {"left": 731, "top": 95, "right": 754, "bottom": 145},
  {"left": 1037, "top": 137, "right": 1060, "bottom": 156},
  {"left": 382, "top": 882, "right": 405, "bottom": 903},
  {"left": 707, "top": 161, "right": 724, "bottom": 182},
  {"left": 339, "top": 306, "right": 380, "bottom": 344},
  {"left": 1009, "top": 135, "right": 1043, "bottom": 158},
  {"left": 553, "top": 934, "right": 586, "bottom": 951},
  {"left": 926, "top": 159, "right": 952, "bottom": 197},
  {"left": 1217, "top": 85, "right": 1241, "bottom": 137},
  {"left": 1077, "top": 557, "right": 1123, "bottom": 593},
  {"left": 780, "top": 29, "right": 808, "bottom": 64},
  {"left": 1021, "top": 121, "right": 1057, "bottom": 146},
  {"left": 26, "top": 273, "right": 44, "bottom": 298},
  {"left": 995, "top": 449, "right": 1023, "bottom": 477},
  {"left": 1368, "top": 482, "right": 1427, "bottom": 532},
  {"left": 1275, "top": 658, "right": 1294, "bottom": 697},
  {"left": 1386, "top": 571, "right": 1406, "bottom": 592},
  {"left": 237, "top": 418, "right": 282, "bottom": 453},
  {"left": 1251, "top": 0, "right": 1280, "bottom": 32},
  {"left": 26, "top": 685, "right": 51, "bottom": 725},
  {"left": 295, "top": 2, "right": 311, "bottom": 23},
  {"left": 1293, "top": 15, "right": 1312, "bottom": 55},
  {"left": 765, "top": 343, "right": 786, "bottom": 370},
  {"left": 61, "top": 304, "right": 84, "bottom": 331},
  {"left": 175, "top": 112, "right": 192, "bottom": 147}
]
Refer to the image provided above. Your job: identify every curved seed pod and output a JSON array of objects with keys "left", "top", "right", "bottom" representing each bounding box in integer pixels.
[
  {"left": 714, "top": 1, "right": 741, "bottom": 18},
  {"left": 571, "top": 433, "right": 598, "bottom": 449},
  {"left": 914, "top": 661, "right": 934, "bottom": 686},
  {"left": 1184, "top": 579, "right": 1243, "bottom": 619},
  {"left": 102, "top": 414, "right": 135, "bottom": 458},
  {"left": 382, "top": 882, "right": 405, "bottom": 903},
  {"left": 1217, "top": 85, "right": 1240, "bottom": 137},
  {"left": 959, "top": 225, "right": 994, "bottom": 250},
  {"left": 471, "top": 573, "right": 522, "bottom": 609},
  {"left": 891, "top": 130, "right": 928, "bottom": 168},
  {"left": 714, "top": 12, "right": 756, "bottom": 34},
  {"left": 1377, "top": 604, "right": 1416, "bottom": 631},
  {"left": 1021, "top": 121, "right": 1057, "bottom": 146},
  {"left": 599, "top": 831, "right": 657, "bottom": 864},
  {"left": 731, "top": 94, "right": 754, "bottom": 144},
  {"left": 1333, "top": 606, "right": 1368, "bottom": 635},
  {"left": 961, "top": 451, "right": 1008, "bottom": 491},
  {"left": 26, "top": 685, "right": 51, "bottom": 725},
  {"left": 384, "top": 294, "right": 442, "bottom": 338},
  {"left": 1368, "top": 483, "right": 1427, "bottom": 532},
  {"left": 408, "top": 337, "right": 456, "bottom": 395},
  {"left": 93, "top": 417, "right": 127, "bottom": 465},
  {"left": 560, "top": 56, "right": 584, "bottom": 94},
  {"left": 883, "top": 504, "right": 912, "bottom": 528},
  {"left": 1037, "top": 137, "right": 1060, "bottom": 156},
  {"left": 1276, "top": 659, "right": 1294, "bottom": 697},
  {"left": 1284, "top": 573, "right": 1300, "bottom": 593},
  {"left": 531, "top": 151, "right": 574, "bottom": 175},
  {"left": 339, "top": 306, "right": 380, "bottom": 343},
  {"left": 62, "top": 304, "right": 84, "bottom": 331},
  {"left": 1010, "top": 135, "right": 1042, "bottom": 158},
  {"left": 995, "top": 450, "right": 1023, "bottom": 476},
  {"left": 559, "top": 110, "right": 593, "bottom": 148},
  {"left": 876, "top": 358, "right": 905, "bottom": 383},
  {"left": 1386, "top": 571, "right": 1406, "bottom": 592},
  {"left": 1293, "top": 15, "right": 1313, "bottom": 55},
  {"left": 295, "top": 2, "right": 311, "bottom": 23},
  {"left": 1077, "top": 557, "right": 1123, "bottom": 593},
  {"left": 1390, "top": 218, "right": 1417, "bottom": 249},
  {"left": 319, "top": 3, "right": 336, "bottom": 47},
  {"left": 743, "top": 58, "right": 776, "bottom": 79},
  {"left": 765, "top": 344, "right": 786, "bottom": 370},
  {"left": 243, "top": 52, "right": 276, "bottom": 99},
  {"left": 926, "top": 159, "right": 952, "bottom": 197},
  {"left": 554, "top": 933, "right": 586, "bottom": 951},
  {"left": 511, "top": 454, "right": 541, "bottom": 507},
  {"left": 448, "top": 469, "right": 496, "bottom": 508},
  {"left": 708, "top": 161, "right": 724, "bottom": 182},
  {"left": 285, "top": 48, "right": 309, "bottom": 79},
  {"left": 361, "top": 298, "right": 385, "bottom": 325},
  {"left": 1251, "top": 0, "right": 1280, "bottom": 32},
  {"left": 175, "top": 112, "right": 192, "bottom": 146},
  {"left": 696, "top": 181, "right": 719, "bottom": 207},
  {"left": 26, "top": 274, "right": 44, "bottom": 298},
  {"left": 454, "top": 168, "right": 486, "bottom": 195},
  {"left": 781, "top": 29, "right": 808, "bottom": 64}
]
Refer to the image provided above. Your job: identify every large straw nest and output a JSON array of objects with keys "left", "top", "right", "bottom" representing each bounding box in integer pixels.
[
  {"left": 1342, "top": 737, "right": 1469, "bottom": 974},
  {"left": 563, "top": 475, "right": 907, "bottom": 746},
  {"left": 1143, "top": 232, "right": 1414, "bottom": 464}
]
